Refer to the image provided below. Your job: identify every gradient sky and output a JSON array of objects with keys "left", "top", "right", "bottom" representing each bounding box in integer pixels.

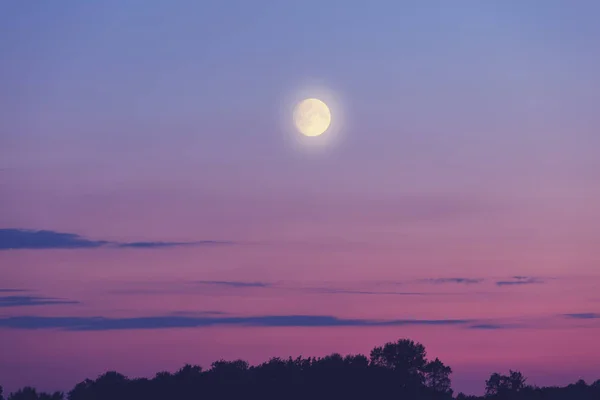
[{"left": 1, "top": 1, "right": 600, "bottom": 396}]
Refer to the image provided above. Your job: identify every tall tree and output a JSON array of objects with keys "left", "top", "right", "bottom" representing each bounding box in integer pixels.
[
  {"left": 485, "top": 372, "right": 507, "bottom": 396},
  {"left": 369, "top": 338, "right": 427, "bottom": 375},
  {"left": 424, "top": 358, "right": 453, "bottom": 395},
  {"left": 485, "top": 370, "right": 527, "bottom": 397},
  {"left": 507, "top": 370, "right": 527, "bottom": 392}
]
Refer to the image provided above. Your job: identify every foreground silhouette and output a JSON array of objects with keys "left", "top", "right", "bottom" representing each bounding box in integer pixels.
[{"left": 2, "top": 338, "right": 599, "bottom": 399}]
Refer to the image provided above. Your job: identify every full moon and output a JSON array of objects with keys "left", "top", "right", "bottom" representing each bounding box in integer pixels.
[{"left": 293, "top": 98, "right": 331, "bottom": 137}]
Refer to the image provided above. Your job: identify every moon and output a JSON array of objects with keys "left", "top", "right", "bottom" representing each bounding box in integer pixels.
[{"left": 293, "top": 98, "right": 331, "bottom": 137}]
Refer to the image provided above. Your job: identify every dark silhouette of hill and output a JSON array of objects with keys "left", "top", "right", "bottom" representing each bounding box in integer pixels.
[{"left": 1, "top": 338, "right": 599, "bottom": 399}]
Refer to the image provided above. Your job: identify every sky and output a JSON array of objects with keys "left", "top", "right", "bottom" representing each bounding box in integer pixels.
[{"left": 1, "top": 0, "right": 600, "bottom": 396}]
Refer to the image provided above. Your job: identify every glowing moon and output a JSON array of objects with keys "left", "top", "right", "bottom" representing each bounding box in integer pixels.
[{"left": 293, "top": 98, "right": 331, "bottom": 137}]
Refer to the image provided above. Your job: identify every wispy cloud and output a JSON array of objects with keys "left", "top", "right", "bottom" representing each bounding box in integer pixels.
[
  {"left": 564, "top": 313, "right": 600, "bottom": 319},
  {"left": 0, "top": 314, "right": 472, "bottom": 331},
  {"left": 423, "top": 278, "right": 484, "bottom": 285},
  {"left": 0, "top": 229, "right": 233, "bottom": 250},
  {"left": 195, "top": 281, "right": 271, "bottom": 288},
  {"left": 119, "top": 241, "right": 233, "bottom": 249},
  {"left": 109, "top": 280, "right": 273, "bottom": 295},
  {"left": 468, "top": 323, "right": 525, "bottom": 330},
  {"left": 469, "top": 324, "right": 506, "bottom": 330},
  {"left": 110, "top": 280, "right": 465, "bottom": 297},
  {"left": 0, "top": 296, "right": 79, "bottom": 307},
  {"left": 0, "top": 288, "right": 27, "bottom": 293},
  {"left": 0, "top": 229, "right": 107, "bottom": 249},
  {"left": 307, "top": 288, "right": 429, "bottom": 296},
  {"left": 168, "top": 311, "right": 228, "bottom": 317},
  {"left": 496, "top": 276, "right": 544, "bottom": 286}
]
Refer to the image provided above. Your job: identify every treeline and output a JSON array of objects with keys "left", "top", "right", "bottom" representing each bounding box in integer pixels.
[{"left": 1, "top": 338, "right": 599, "bottom": 400}]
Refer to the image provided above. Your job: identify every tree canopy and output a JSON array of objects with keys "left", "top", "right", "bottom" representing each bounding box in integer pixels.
[{"left": 2, "top": 338, "right": 599, "bottom": 400}]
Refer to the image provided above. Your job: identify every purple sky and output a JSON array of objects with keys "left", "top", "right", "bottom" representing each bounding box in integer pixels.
[{"left": 1, "top": 1, "right": 600, "bottom": 396}]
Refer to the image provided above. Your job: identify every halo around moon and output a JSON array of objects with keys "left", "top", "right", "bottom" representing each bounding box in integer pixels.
[
  {"left": 279, "top": 82, "right": 345, "bottom": 153},
  {"left": 293, "top": 98, "right": 331, "bottom": 137}
]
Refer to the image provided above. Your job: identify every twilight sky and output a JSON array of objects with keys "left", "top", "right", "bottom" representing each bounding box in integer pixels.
[{"left": 1, "top": 1, "right": 599, "bottom": 396}]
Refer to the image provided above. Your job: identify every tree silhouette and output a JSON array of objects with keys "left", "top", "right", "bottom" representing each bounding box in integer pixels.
[
  {"left": 507, "top": 370, "right": 527, "bottom": 392},
  {"left": 7, "top": 387, "right": 38, "bottom": 400},
  {"left": 4, "top": 338, "right": 600, "bottom": 400},
  {"left": 37, "top": 393, "right": 64, "bottom": 400},
  {"left": 424, "top": 357, "right": 453, "bottom": 396},
  {"left": 457, "top": 393, "right": 480, "bottom": 400},
  {"left": 369, "top": 338, "right": 427, "bottom": 373},
  {"left": 5, "top": 388, "right": 63, "bottom": 400},
  {"left": 209, "top": 359, "right": 249, "bottom": 383},
  {"left": 369, "top": 337, "right": 429, "bottom": 396},
  {"left": 175, "top": 364, "right": 202, "bottom": 381},
  {"left": 485, "top": 370, "right": 527, "bottom": 397},
  {"left": 67, "top": 379, "right": 93, "bottom": 400}
]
